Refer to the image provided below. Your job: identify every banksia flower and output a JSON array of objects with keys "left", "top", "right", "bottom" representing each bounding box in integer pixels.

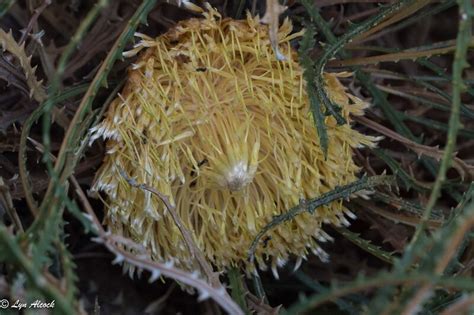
[{"left": 90, "top": 6, "right": 378, "bottom": 275}]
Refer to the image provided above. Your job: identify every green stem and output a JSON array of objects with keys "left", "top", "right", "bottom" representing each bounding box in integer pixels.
[
  {"left": 228, "top": 268, "right": 249, "bottom": 313},
  {"left": 249, "top": 176, "right": 394, "bottom": 264},
  {"left": 251, "top": 272, "right": 268, "bottom": 302},
  {"left": 299, "top": 0, "right": 413, "bottom": 157}
]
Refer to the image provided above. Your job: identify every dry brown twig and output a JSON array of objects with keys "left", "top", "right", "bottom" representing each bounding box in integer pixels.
[
  {"left": 261, "top": 0, "right": 287, "bottom": 60},
  {"left": 329, "top": 42, "right": 463, "bottom": 67},
  {"left": 19, "top": 0, "right": 52, "bottom": 45},
  {"left": 0, "top": 177, "right": 23, "bottom": 232},
  {"left": 246, "top": 292, "right": 282, "bottom": 315},
  {"left": 117, "top": 168, "right": 222, "bottom": 288},
  {"left": 355, "top": 116, "right": 474, "bottom": 181},
  {"left": 356, "top": 199, "right": 443, "bottom": 229}
]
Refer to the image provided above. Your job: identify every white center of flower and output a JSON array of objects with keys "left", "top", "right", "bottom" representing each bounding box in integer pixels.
[{"left": 223, "top": 161, "right": 255, "bottom": 191}]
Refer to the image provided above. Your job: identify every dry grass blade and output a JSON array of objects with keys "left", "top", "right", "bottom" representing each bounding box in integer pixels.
[
  {"left": 352, "top": 0, "right": 431, "bottom": 43},
  {"left": 330, "top": 41, "right": 466, "bottom": 67},
  {"left": 357, "top": 199, "right": 443, "bottom": 229},
  {"left": 356, "top": 116, "right": 474, "bottom": 181}
]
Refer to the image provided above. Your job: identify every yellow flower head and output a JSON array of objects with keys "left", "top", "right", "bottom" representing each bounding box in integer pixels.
[{"left": 91, "top": 7, "right": 378, "bottom": 275}]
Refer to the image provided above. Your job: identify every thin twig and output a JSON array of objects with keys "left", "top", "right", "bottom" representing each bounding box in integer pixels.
[
  {"left": 0, "top": 177, "right": 23, "bottom": 232},
  {"left": 19, "top": 0, "right": 51, "bottom": 45},
  {"left": 118, "top": 168, "right": 222, "bottom": 288}
]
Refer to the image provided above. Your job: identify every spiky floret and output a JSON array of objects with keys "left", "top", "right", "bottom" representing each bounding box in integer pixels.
[{"left": 91, "top": 7, "right": 378, "bottom": 274}]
